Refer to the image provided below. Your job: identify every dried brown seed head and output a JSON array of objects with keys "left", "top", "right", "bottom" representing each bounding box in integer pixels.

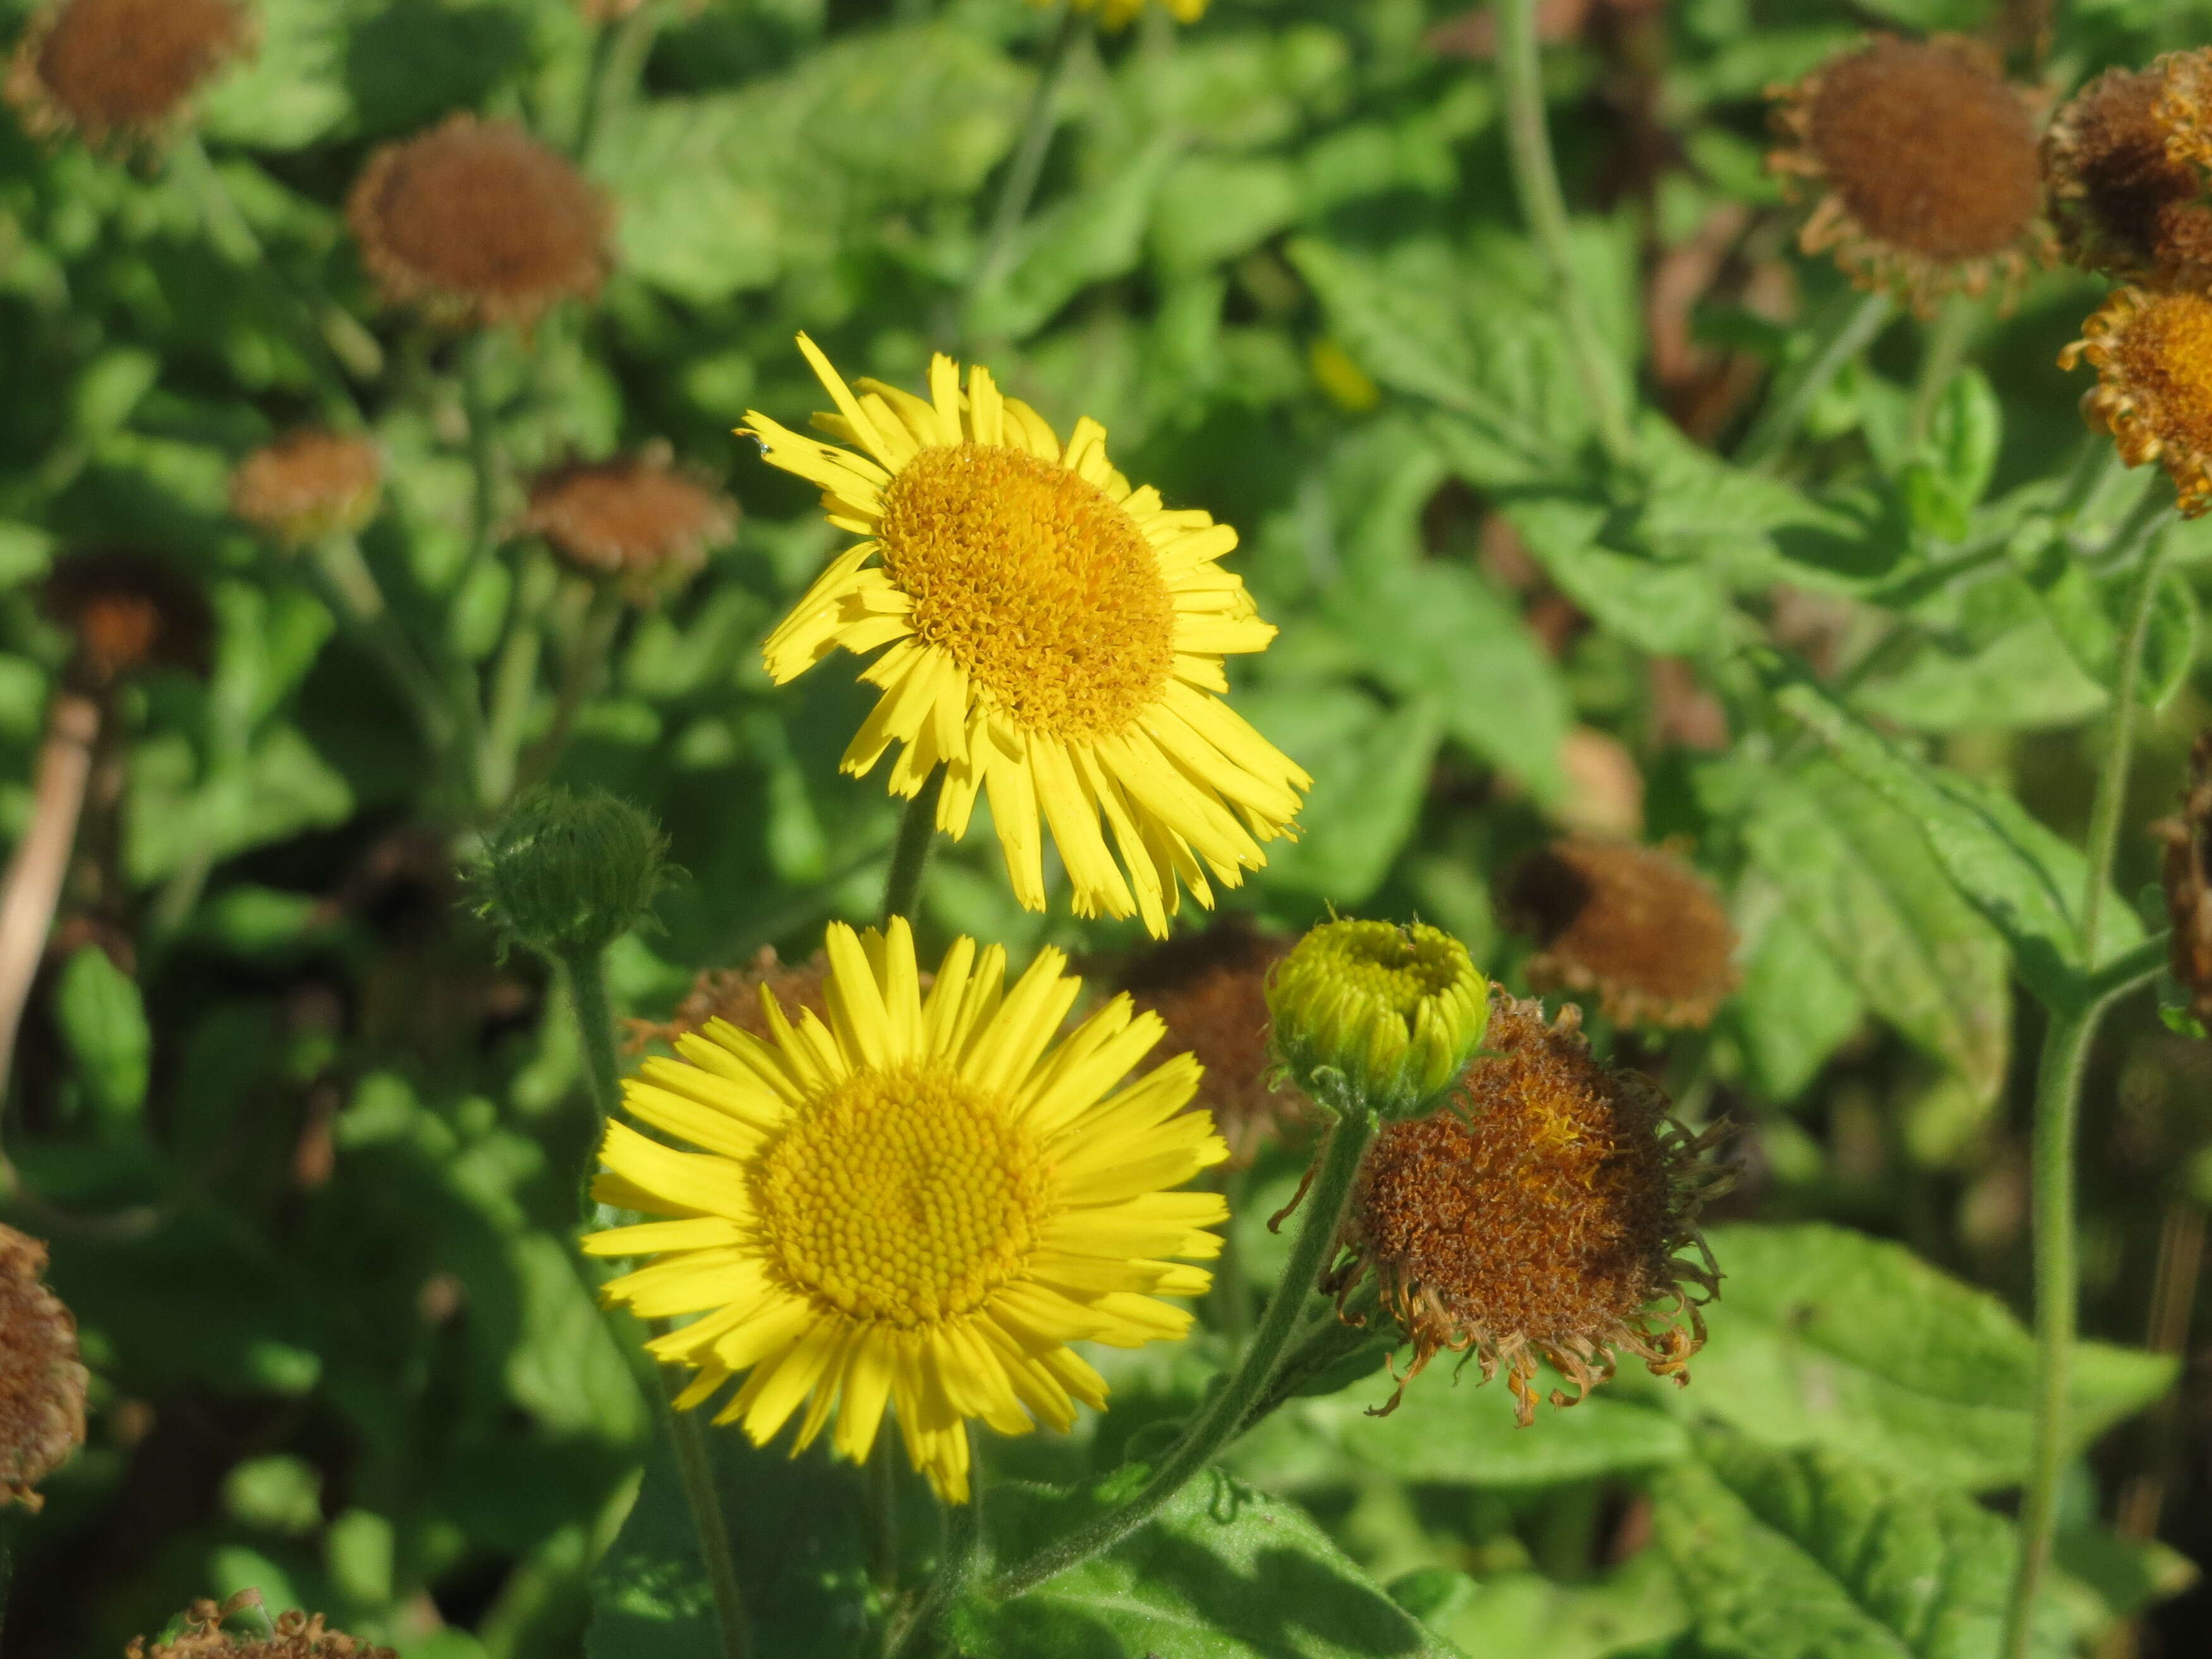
[
  {"left": 230, "top": 430, "right": 384, "bottom": 550},
  {"left": 40, "top": 550, "right": 213, "bottom": 683},
  {"left": 522, "top": 445, "right": 737, "bottom": 598},
  {"left": 4, "top": 0, "right": 251, "bottom": 152},
  {"left": 127, "top": 1597, "right": 395, "bottom": 1658},
  {"left": 1506, "top": 837, "right": 1738, "bottom": 1030},
  {"left": 346, "top": 114, "right": 612, "bottom": 330},
  {"left": 2154, "top": 731, "right": 2212, "bottom": 1030},
  {"left": 1116, "top": 916, "right": 1304, "bottom": 1165},
  {"left": 2062, "top": 284, "right": 2212, "bottom": 518},
  {"left": 626, "top": 947, "right": 834, "bottom": 1054},
  {"left": 1769, "top": 35, "right": 2052, "bottom": 313},
  {"left": 1328, "top": 994, "right": 1724, "bottom": 1425},
  {"left": 2044, "top": 56, "right": 2212, "bottom": 283},
  {"left": 0, "top": 1223, "right": 87, "bottom": 1512}
]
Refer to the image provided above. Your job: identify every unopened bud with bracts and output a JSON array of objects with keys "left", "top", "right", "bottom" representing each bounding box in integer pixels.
[
  {"left": 1267, "top": 918, "right": 1488, "bottom": 1124},
  {"left": 472, "top": 786, "right": 671, "bottom": 962}
]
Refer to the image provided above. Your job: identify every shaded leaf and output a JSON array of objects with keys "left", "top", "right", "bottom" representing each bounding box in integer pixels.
[
  {"left": 1244, "top": 685, "right": 1443, "bottom": 904},
  {"left": 53, "top": 945, "right": 150, "bottom": 1124},
  {"left": 1723, "top": 875, "right": 1865, "bottom": 1103}
]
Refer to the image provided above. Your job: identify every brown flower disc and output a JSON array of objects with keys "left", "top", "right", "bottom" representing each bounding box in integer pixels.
[
  {"left": 1806, "top": 38, "right": 2043, "bottom": 262},
  {"left": 1506, "top": 837, "right": 1738, "bottom": 1028},
  {"left": 523, "top": 448, "right": 737, "bottom": 592},
  {"left": 128, "top": 1601, "right": 394, "bottom": 1659},
  {"left": 231, "top": 430, "right": 384, "bottom": 549},
  {"left": 2064, "top": 285, "right": 2212, "bottom": 518},
  {"left": 1334, "top": 995, "right": 1720, "bottom": 1424},
  {"left": 347, "top": 114, "right": 612, "bottom": 328},
  {"left": 0, "top": 1223, "right": 88, "bottom": 1512},
  {"left": 1116, "top": 916, "right": 1301, "bottom": 1165},
  {"left": 6, "top": 0, "right": 251, "bottom": 147},
  {"left": 40, "top": 549, "right": 214, "bottom": 682},
  {"left": 2045, "top": 62, "right": 2212, "bottom": 281}
]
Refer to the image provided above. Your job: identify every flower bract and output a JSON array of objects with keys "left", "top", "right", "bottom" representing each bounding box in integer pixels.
[
  {"left": 746, "top": 337, "right": 1308, "bottom": 938},
  {"left": 583, "top": 918, "right": 1229, "bottom": 1503}
]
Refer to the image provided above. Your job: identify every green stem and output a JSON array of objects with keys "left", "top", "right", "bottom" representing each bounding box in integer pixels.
[
  {"left": 880, "top": 773, "right": 946, "bottom": 926},
  {"left": 478, "top": 552, "right": 559, "bottom": 810},
  {"left": 1735, "top": 289, "right": 1893, "bottom": 470},
  {"left": 1999, "top": 499, "right": 2176, "bottom": 1659},
  {"left": 459, "top": 333, "right": 502, "bottom": 590},
  {"left": 576, "top": 0, "right": 669, "bottom": 161},
  {"left": 308, "top": 535, "right": 456, "bottom": 759},
  {"left": 988, "top": 1114, "right": 1378, "bottom": 1600},
  {"left": 1909, "top": 294, "right": 1978, "bottom": 445},
  {"left": 662, "top": 1395, "right": 755, "bottom": 1659},
  {"left": 2079, "top": 502, "right": 2177, "bottom": 961},
  {"left": 1497, "top": 0, "right": 1635, "bottom": 472},
  {"left": 886, "top": 1428, "right": 986, "bottom": 1659},
  {"left": 962, "top": 5, "right": 1085, "bottom": 334},
  {"left": 514, "top": 583, "right": 624, "bottom": 800},
  {"left": 563, "top": 947, "right": 753, "bottom": 1659},
  {"left": 866, "top": 1438, "right": 902, "bottom": 1607}
]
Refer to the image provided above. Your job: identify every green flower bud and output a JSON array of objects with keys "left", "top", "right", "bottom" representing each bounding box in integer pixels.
[
  {"left": 473, "top": 786, "right": 671, "bottom": 960},
  {"left": 1267, "top": 918, "right": 1488, "bottom": 1122}
]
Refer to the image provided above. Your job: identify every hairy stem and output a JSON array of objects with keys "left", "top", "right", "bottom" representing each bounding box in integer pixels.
[
  {"left": 880, "top": 772, "right": 947, "bottom": 927},
  {"left": 1497, "top": 0, "right": 1635, "bottom": 471},
  {"left": 2001, "top": 502, "right": 2177, "bottom": 1659},
  {"left": 1735, "top": 289, "right": 1893, "bottom": 470},
  {"left": 2079, "top": 500, "right": 2177, "bottom": 961},
  {"left": 963, "top": 5, "right": 1085, "bottom": 334},
  {"left": 0, "top": 691, "right": 98, "bottom": 1111},
  {"left": 988, "top": 1114, "right": 1378, "bottom": 1601}
]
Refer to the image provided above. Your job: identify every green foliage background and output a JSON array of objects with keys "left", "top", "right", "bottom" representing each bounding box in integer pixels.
[{"left": 3, "top": 0, "right": 2211, "bottom": 1654}]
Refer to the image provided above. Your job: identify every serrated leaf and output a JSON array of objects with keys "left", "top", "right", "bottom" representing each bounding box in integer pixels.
[
  {"left": 1653, "top": 1426, "right": 2071, "bottom": 1659},
  {"left": 53, "top": 945, "right": 150, "bottom": 1124},
  {"left": 1688, "top": 1224, "right": 2174, "bottom": 1491},
  {"left": 1771, "top": 674, "right": 2143, "bottom": 1003},
  {"left": 1743, "top": 760, "right": 2008, "bottom": 1102},
  {"left": 945, "top": 1468, "right": 1463, "bottom": 1658},
  {"left": 1853, "top": 617, "right": 2109, "bottom": 733}
]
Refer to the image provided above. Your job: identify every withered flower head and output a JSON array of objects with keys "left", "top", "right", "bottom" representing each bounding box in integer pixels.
[
  {"left": 1768, "top": 35, "right": 2052, "bottom": 313},
  {"left": 127, "top": 1597, "right": 394, "bottom": 1658},
  {"left": 40, "top": 549, "right": 213, "bottom": 684},
  {"left": 1327, "top": 994, "right": 1726, "bottom": 1426},
  {"left": 521, "top": 444, "right": 738, "bottom": 599},
  {"left": 0, "top": 1223, "right": 88, "bottom": 1512},
  {"left": 4, "top": 0, "right": 252, "bottom": 152},
  {"left": 230, "top": 430, "right": 384, "bottom": 550},
  {"left": 2061, "top": 284, "right": 2212, "bottom": 518},
  {"left": 346, "top": 114, "right": 612, "bottom": 331},
  {"left": 1505, "top": 836, "right": 1739, "bottom": 1030},
  {"left": 2154, "top": 731, "right": 2212, "bottom": 1031},
  {"left": 625, "top": 945, "right": 832, "bottom": 1054},
  {"left": 2043, "top": 52, "right": 2212, "bottom": 284},
  {"left": 1116, "top": 915, "right": 1301, "bottom": 1166}
]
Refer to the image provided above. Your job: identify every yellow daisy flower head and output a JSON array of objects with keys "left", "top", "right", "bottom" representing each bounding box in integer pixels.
[
  {"left": 1030, "top": 0, "right": 1206, "bottom": 28},
  {"left": 746, "top": 337, "right": 1310, "bottom": 939},
  {"left": 583, "top": 916, "right": 1230, "bottom": 1504}
]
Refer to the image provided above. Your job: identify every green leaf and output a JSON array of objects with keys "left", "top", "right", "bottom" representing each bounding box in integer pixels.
[
  {"left": 586, "top": 1429, "right": 872, "bottom": 1659},
  {"left": 2139, "top": 567, "right": 2199, "bottom": 709},
  {"left": 1742, "top": 760, "right": 2008, "bottom": 1103},
  {"left": 1152, "top": 155, "right": 1301, "bottom": 274},
  {"left": 1231, "top": 1364, "right": 1688, "bottom": 1492},
  {"left": 53, "top": 945, "right": 150, "bottom": 1124},
  {"left": 945, "top": 1468, "right": 1464, "bottom": 1658},
  {"left": 1771, "top": 673, "right": 2144, "bottom": 1003},
  {"left": 1653, "top": 1426, "right": 2072, "bottom": 1659},
  {"left": 981, "top": 134, "right": 1184, "bottom": 340},
  {"left": 1852, "top": 618, "right": 2109, "bottom": 733},
  {"left": 197, "top": 0, "right": 351, "bottom": 147},
  {"left": 1723, "top": 875, "right": 1865, "bottom": 1103},
  {"left": 1688, "top": 1223, "right": 2174, "bottom": 1491},
  {"left": 1497, "top": 490, "right": 1727, "bottom": 655},
  {"left": 1243, "top": 685, "right": 1443, "bottom": 904},
  {"left": 1392, "top": 1555, "right": 1687, "bottom": 1659}
]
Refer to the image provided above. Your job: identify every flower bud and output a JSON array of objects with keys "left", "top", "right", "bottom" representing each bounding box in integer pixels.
[
  {"left": 473, "top": 786, "right": 670, "bottom": 961},
  {"left": 1267, "top": 918, "right": 1488, "bottom": 1122}
]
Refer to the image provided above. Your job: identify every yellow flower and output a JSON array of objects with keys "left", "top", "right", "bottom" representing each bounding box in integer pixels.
[
  {"left": 1031, "top": 0, "right": 1206, "bottom": 27},
  {"left": 583, "top": 918, "right": 1230, "bottom": 1504},
  {"left": 746, "top": 337, "right": 1308, "bottom": 939}
]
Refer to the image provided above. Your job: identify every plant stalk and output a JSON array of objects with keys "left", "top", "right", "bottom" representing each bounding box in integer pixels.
[
  {"left": 885, "top": 1428, "right": 986, "bottom": 1659},
  {"left": 514, "top": 583, "right": 625, "bottom": 801},
  {"left": 1735, "top": 289, "right": 1893, "bottom": 470},
  {"left": 880, "top": 772, "right": 946, "bottom": 926},
  {"left": 560, "top": 944, "right": 753, "bottom": 1659},
  {"left": 308, "top": 535, "right": 456, "bottom": 759},
  {"left": 2000, "top": 500, "right": 2177, "bottom": 1659},
  {"left": 988, "top": 1113, "right": 1378, "bottom": 1600},
  {"left": 963, "top": 5, "right": 1085, "bottom": 333},
  {"left": 1496, "top": 0, "right": 1635, "bottom": 471},
  {"left": 1909, "top": 294, "right": 1978, "bottom": 444},
  {"left": 0, "top": 691, "right": 99, "bottom": 1110}
]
